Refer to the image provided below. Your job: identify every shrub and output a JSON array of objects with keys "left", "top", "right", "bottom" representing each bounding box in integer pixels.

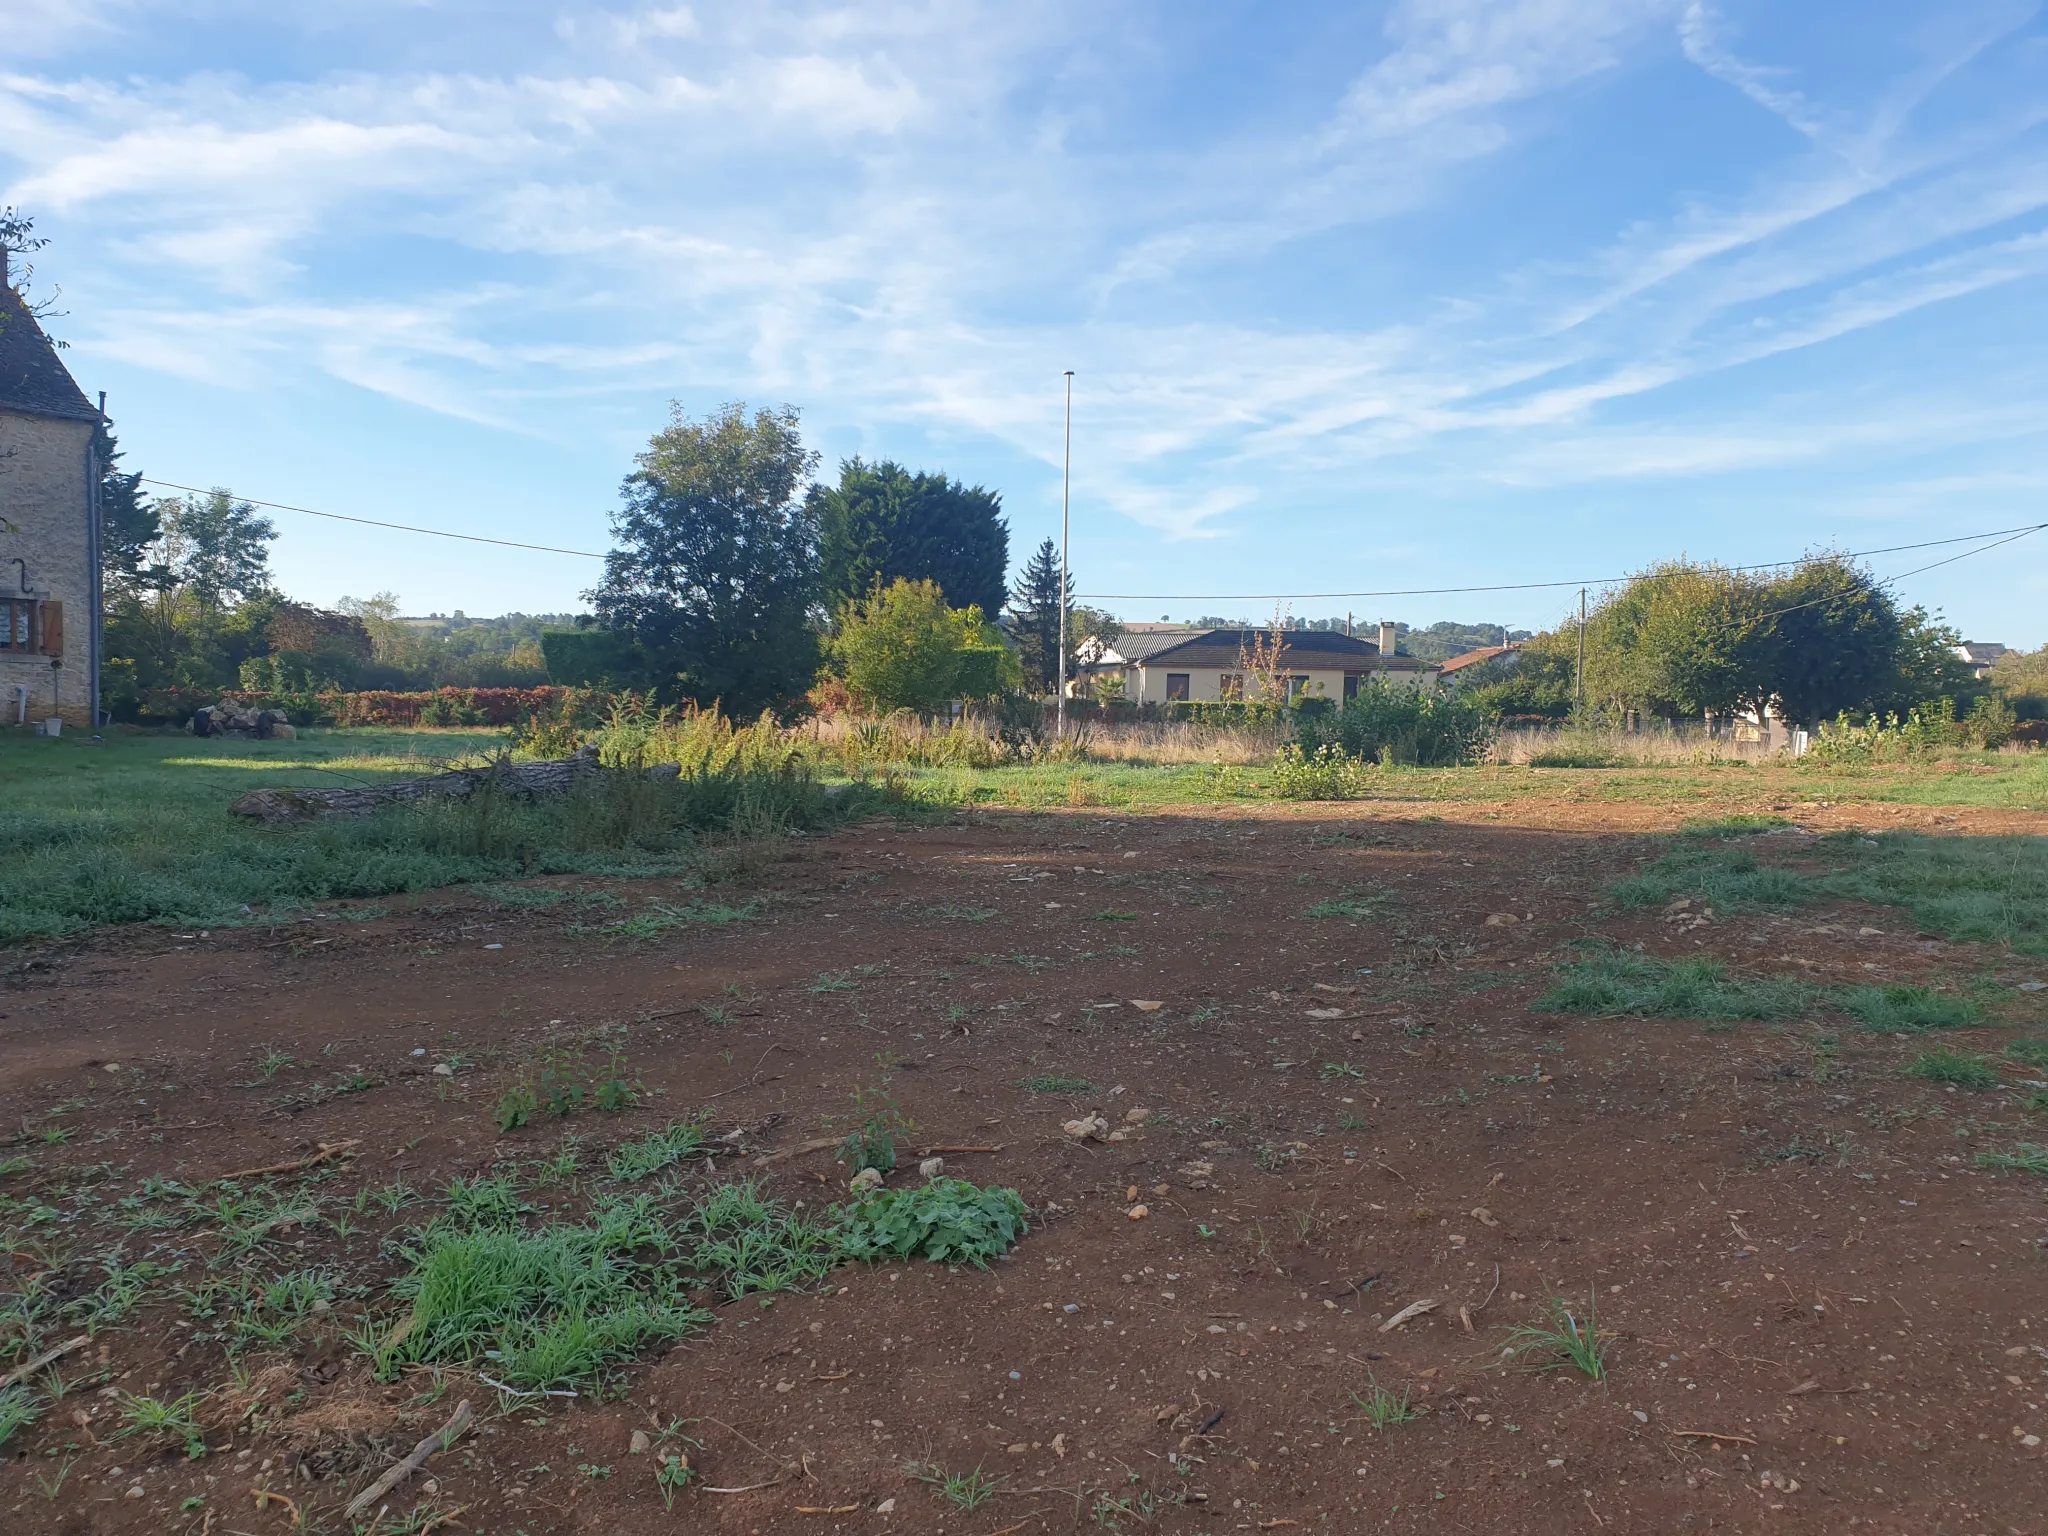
[
  {"left": 1804, "top": 696, "right": 2009, "bottom": 764},
  {"left": 1271, "top": 743, "right": 1375, "bottom": 800},
  {"left": 1295, "top": 679, "right": 1494, "bottom": 767},
  {"left": 838, "top": 1178, "right": 1029, "bottom": 1268}
]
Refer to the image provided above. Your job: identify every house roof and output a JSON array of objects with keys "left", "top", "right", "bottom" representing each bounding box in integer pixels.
[
  {"left": 1438, "top": 643, "right": 1518, "bottom": 675},
  {"left": 0, "top": 270, "right": 98, "bottom": 424},
  {"left": 1094, "top": 627, "right": 1204, "bottom": 664},
  {"left": 1134, "top": 627, "right": 1436, "bottom": 672},
  {"left": 1955, "top": 641, "right": 2009, "bottom": 664}
]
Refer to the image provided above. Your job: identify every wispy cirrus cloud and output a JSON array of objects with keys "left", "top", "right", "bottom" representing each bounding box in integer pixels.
[{"left": 1, "top": 0, "right": 2045, "bottom": 621}]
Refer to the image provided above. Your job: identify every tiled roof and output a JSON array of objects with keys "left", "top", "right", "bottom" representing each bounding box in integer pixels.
[
  {"left": 1098, "top": 628, "right": 1204, "bottom": 663},
  {"left": 0, "top": 277, "right": 98, "bottom": 423},
  {"left": 1438, "top": 643, "right": 1518, "bottom": 675},
  {"left": 1143, "top": 628, "right": 1384, "bottom": 665}
]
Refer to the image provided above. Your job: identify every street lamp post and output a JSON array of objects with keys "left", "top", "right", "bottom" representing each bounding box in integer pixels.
[{"left": 1057, "top": 370, "right": 1074, "bottom": 736}]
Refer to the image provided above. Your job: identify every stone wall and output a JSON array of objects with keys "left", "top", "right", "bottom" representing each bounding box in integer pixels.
[{"left": 0, "top": 410, "right": 94, "bottom": 728}]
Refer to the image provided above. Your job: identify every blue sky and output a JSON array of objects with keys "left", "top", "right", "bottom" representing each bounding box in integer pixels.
[{"left": 7, "top": 0, "right": 2048, "bottom": 643}]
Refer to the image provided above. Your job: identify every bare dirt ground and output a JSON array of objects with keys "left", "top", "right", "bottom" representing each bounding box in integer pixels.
[{"left": 4, "top": 793, "right": 2046, "bottom": 1536}]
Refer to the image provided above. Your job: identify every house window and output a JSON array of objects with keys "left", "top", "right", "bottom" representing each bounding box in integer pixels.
[
  {"left": 1, "top": 600, "right": 35, "bottom": 651},
  {"left": 1219, "top": 672, "right": 1244, "bottom": 700},
  {"left": 1285, "top": 674, "right": 1310, "bottom": 702},
  {"left": 1166, "top": 673, "right": 1191, "bottom": 702},
  {"left": 1343, "top": 673, "right": 1360, "bottom": 702}
]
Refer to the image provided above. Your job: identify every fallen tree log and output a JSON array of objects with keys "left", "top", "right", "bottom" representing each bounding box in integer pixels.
[{"left": 231, "top": 744, "right": 640, "bottom": 823}]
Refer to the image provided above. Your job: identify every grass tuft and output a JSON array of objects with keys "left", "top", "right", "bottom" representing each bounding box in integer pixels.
[
  {"left": 605, "top": 1122, "right": 708, "bottom": 1182},
  {"left": 1838, "top": 985, "right": 1980, "bottom": 1032},
  {"left": 1974, "top": 1143, "right": 2048, "bottom": 1176},
  {"left": 1349, "top": 1373, "right": 1420, "bottom": 1430},
  {"left": 1534, "top": 947, "right": 1809, "bottom": 1020},
  {"left": 1504, "top": 1295, "right": 1609, "bottom": 1380},
  {"left": 1905, "top": 1046, "right": 2000, "bottom": 1091}
]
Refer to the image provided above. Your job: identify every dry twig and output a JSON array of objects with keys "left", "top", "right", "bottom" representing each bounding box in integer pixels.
[
  {"left": 217, "top": 1140, "right": 359, "bottom": 1182},
  {"left": 344, "top": 1398, "right": 475, "bottom": 1518},
  {"left": 0, "top": 1333, "right": 88, "bottom": 1392}
]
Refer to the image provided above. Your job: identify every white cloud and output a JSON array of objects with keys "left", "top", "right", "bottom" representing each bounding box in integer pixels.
[{"left": 4, "top": 0, "right": 2047, "bottom": 572}]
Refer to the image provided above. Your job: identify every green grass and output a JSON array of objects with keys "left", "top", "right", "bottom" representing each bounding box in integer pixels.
[
  {"left": 1838, "top": 984, "right": 1981, "bottom": 1032},
  {"left": 0, "top": 1387, "right": 40, "bottom": 1448},
  {"left": 1815, "top": 832, "right": 2048, "bottom": 956},
  {"left": 1349, "top": 1374, "right": 1421, "bottom": 1430},
  {"left": 573, "top": 900, "right": 761, "bottom": 942},
  {"left": 2006, "top": 1037, "right": 2048, "bottom": 1069},
  {"left": 1905, "top": 1046, "right": 2001, "bottom": 1091},
  {"left": 912, "top": 1462, "right": 1006, "bottom": 1512},
  {"left": 605, "top": 1122, "right": 708, "bottom": 1182},
  {"left": 1020, "top": 1074, "right": 1096, "bottom": 1094},
  {"left": 1678, "top": 814, "right": 1794, "bottom": 837},
  {"left": 1614, "top": 828, "right": 2048, "bottom": 956},
  {"left": 1534, "top": 947, "right": 1811, "bottom": 1020},
  {"left": 0, "top": 728, "right": 871, "bottom": 943},
  {"left": 1974, "top": 1143, "right": 2048, "bottom": 1176},
  {"left": 1610, "top": 843, "right": 1811, "bottom": 912},
  {"left": 1504, "top": 1295, "right": 1609, "bottom": 1380},
  {"left": 1304, "top": 890, "right": 1389, "bottom": 921}
]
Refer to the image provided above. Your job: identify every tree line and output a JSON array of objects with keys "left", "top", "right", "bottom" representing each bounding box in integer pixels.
[
  {"left": 96, "top": 432, "right": 569, "bottom": 717},
  {"left": 1465, "top": 557, "right": 1989, "bottom": 730},
  {"left": 559, "top": 401, "right": 1120, "bottom": 716},
  {"left": 88, "top": 395, "right": 2028, "bottom": 733}
]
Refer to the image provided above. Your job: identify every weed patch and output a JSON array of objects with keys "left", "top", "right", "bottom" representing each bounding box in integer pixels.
[
  {"left": 1349, "top": 1374, "right": 1420, "bottom": 1430},
  {"left": 574, "top": 900, "right": 760, "bottom": 942},
  {"left": 1815, "top": 832, "right": 2048, "bottom": 955},
  {"left": 1534, "top": 947, "right": 1810, "bottom": 1020},
  {"left": 1839, "top": 985, "right": 1980, "bottom": 1032},
  {"left": 605, "top": 1122, "right": 708, "bottom": 1182},
  {"left": 1974, "top": 1143, "right": 2048, "bottom": 1176},
  {"left": 1020, "top": 1075, "right": 1095, "bottom": 1094},
  {"left": 1611, "top": 843, "right": 1809, "bottom": 912},
  {"left": 839, "top": 1179, "right": 1029, "bottom": 1268},
  {"left": 1504, "top": 1295, "right": 1609, "bottom": 1379},
  {"left": 1905, "top": 1046, "right": 2000, "bottom": 1091}
]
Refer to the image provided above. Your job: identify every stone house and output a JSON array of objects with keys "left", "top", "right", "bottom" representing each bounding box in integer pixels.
[{"left": 0, "top": 250, "right": 101, "bottom": 730}]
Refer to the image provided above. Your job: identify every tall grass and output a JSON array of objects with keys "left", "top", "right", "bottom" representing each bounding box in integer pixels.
[
  {"left": 0, "top": 726, "right": 875, "bottom": 942},
  {"left": 1496, "top": 724, "right": 1779, "bottom": 767}
]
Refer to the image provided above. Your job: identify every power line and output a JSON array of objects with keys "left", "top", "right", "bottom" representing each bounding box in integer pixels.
[
  {"left": 138, "top": 478, "right": 608, "bottom": 559},
  {"left": 1073, "top": 522, "right": 2048, "bottom": 602},
  {"left": 135, "top": 474, "right": 2043, "bottom": 602}
]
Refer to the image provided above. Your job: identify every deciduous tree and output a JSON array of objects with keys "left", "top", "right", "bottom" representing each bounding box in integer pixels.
[{"left": 590, "top": 402, "right": 822, "bottom": 716}]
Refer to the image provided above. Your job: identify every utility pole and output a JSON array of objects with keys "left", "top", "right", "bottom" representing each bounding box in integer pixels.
[
  {"left": 1574, "top": 586, "right": 1587, "bottom": 718},
  {"left": 1057, "top": 370, "right": 1074, "bottom": 735}
]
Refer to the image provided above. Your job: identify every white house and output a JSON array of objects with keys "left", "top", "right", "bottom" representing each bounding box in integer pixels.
[{"left": 1081, "top": 623, "right": 1439, "bottom": 704}]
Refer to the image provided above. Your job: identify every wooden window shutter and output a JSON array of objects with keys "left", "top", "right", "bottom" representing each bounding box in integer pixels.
[{"left": 38, "top": 601, "right": 63, "bottom": 656}]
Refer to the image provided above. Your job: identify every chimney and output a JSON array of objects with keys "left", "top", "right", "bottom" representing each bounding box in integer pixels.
[{"left": 1378, "top": 621, "right": 1397, "bottom": 657}]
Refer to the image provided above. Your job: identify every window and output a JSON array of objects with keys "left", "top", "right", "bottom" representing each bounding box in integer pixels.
[
  {"left": 1166, "top": 672, "right": 1190, "bottom": 702},
  {"left": 1, "top": 600, "right": 35, "bottom": 651},
  {"left": 1343, "top": 673, "right": 1360, "bottom": 702},
  {"left": 1219, "top": 672, "right": 1244, "bottom": 700},
  {"left": 1285, "top": 674, "right": 1310, "bottom": 702},
  {"left": 0, "top": 600, "right": 59, "bottom": 656}
]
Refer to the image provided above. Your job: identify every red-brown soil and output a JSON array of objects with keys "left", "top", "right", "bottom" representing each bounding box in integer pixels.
[{"left": 4, "top": 797, "right": 2046, "bottom": 1536}]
